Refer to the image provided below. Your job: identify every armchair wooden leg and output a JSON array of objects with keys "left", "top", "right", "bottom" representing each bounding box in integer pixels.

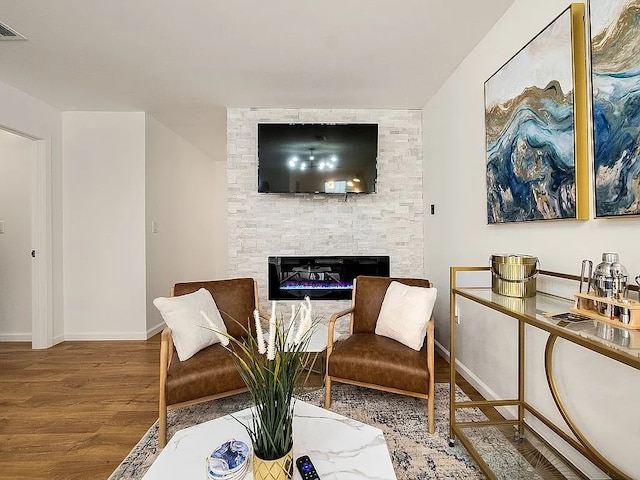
[
  {"left": 324, "top": 375, "right": 332, "bottom": 408},
  {"left": 427, "top": 394, "right": 435, "bottom": 434},
  {"left": 159, "top": 397, "right": 167, "bottom": 448}
]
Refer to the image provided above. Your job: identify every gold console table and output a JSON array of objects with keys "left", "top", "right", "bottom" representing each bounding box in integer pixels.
[{"left": 449, "top": 267, "right": 640, "bottom": 480}]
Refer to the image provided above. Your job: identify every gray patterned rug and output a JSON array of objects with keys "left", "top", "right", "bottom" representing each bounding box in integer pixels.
[{"left": 109, "top": 384, "right": 486, "bottom": 479}]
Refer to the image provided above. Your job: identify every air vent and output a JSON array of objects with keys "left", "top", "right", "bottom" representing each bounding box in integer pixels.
[{"left": 0, "top": 21, "right": 27, "bottom": 40}]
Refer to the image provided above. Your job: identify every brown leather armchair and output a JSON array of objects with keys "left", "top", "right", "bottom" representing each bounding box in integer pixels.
[
  {"left": 158, "top": 278, "right": 259, "bottom": 447},
  {"left": 324, "top": 275, "right": 435, "bottom": 433}
]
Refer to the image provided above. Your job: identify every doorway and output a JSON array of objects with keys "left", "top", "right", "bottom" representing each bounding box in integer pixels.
[{"left": 0, "top": 127, "right": 50, "bottom": 348}]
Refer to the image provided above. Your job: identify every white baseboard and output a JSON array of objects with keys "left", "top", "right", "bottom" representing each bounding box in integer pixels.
[
  {"left": 0, "top": 332, "right": 31, "bottom": 342},
  {"left": 0, "top": 332, "right": 67, "bottom": 346},
  {"left": 147, "top": 322, "right": 165, "bottom": 339},
  {"left": 48, "top": 326, "right": 163, "bottom": 343},
  {"left": 435, "top": 340, "right": 517, "bottom": 419},
  {"left": 63, "top": 331, "right": 150, "bottom": 341},
  {"left": 434, "top": 339, "right": 450, "bottom": 362}
]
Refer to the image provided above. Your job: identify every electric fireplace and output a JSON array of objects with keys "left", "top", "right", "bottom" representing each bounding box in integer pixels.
[{"left": 268, "top": 256, "right": 390, "bottom": 300}]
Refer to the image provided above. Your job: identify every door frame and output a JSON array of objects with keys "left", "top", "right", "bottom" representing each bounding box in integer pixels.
[{"left": 31, "top": 138, "right": 52, "bottom": 348}]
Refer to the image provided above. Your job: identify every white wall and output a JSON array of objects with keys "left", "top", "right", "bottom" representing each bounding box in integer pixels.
[
  {"left": 0, "top": 130, "right": 35, "bottom": 339},
  {"left": 145, "top": 114, "right": 226, "bottom": 334},
  {"left": 0, "top": 82, "right": 226, "bottom": 342},
  {"left": 0, "top": 80, "right": 63, "bottom": 345},
  {"left": 423, "top": 0, "right": 640, "bottom": 477},
  {"left": 227, "top": 108, "right": 423, "bottom": 319},
  {"left": 62, "top": 112, "right": 147, "bottom": 339}
]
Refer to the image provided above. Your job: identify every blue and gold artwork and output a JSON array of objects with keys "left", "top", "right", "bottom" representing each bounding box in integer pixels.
[
  {"left": 485, "top": 8, "right": 577, "bottom": 223},
  {"left": 591, "top": 0, "right": 640, "bottom": 217}
]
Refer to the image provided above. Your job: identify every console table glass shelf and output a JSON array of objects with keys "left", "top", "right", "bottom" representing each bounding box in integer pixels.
[{"left": 449, "top": 267, "right": 640, "bottom": 480}]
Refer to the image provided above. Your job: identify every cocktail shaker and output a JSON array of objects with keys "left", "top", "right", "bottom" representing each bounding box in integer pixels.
[{"left": 591, "top": 253, "right": 628, "bottom": 316}]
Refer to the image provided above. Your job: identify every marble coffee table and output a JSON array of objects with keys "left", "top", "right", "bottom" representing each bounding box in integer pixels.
[{"left": 142, "top": 400, "right": 396, "bottom": 480}]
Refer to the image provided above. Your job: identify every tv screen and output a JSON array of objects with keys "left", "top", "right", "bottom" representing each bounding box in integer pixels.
[{"left": 257, "top": 123, "right": 378, "bottom": 194}]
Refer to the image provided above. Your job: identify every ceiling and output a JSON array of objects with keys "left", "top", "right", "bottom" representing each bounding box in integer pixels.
[{"left": 0, "top": 0, "right": 515, "bottom": 159}]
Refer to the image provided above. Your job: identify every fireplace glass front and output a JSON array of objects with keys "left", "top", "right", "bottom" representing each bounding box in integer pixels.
[{"left": 268, "top": 256, "right": 390, "bottom": 300}]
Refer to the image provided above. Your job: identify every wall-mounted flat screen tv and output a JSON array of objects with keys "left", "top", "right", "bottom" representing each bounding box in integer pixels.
[{"left": 257, "top": 123, "right": 378, "bottom": 194}]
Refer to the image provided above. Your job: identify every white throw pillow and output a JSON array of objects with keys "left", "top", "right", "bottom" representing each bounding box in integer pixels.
[
  {"left": 374, "top": 281, "right": 437, "bottom": 351},
  {"left": 153, "top": 288, "right": 229, "bottom": 361}
]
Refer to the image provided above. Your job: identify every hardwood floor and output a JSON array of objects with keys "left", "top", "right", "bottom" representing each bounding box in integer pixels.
[
  {"left": 0, "top": 338, "right": 160, "bottom": 480},
  {"left": 0, "top": 338, "right": 481, "bottom": 480}
]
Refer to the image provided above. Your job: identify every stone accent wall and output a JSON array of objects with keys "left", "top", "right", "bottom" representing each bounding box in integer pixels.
[{"left": 227, "top": 108, "right": 424, "bottom": 320}]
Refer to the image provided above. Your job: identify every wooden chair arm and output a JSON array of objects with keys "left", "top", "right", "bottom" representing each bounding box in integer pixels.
[
  {"left": 426, "top": 317, "right": 435, "bottom": 381},
  {"left": 327, "top": 306, "right": 355, "bottom": 356},
  {"left": 160, "top": 328, "right": 174, "bottom": 372}
]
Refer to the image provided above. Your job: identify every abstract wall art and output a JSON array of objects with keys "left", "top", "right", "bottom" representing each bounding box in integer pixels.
[
  {"left": 484, "top": 4, "right": 589, "bottom": 224},
  {"left": 591, "top": 0, "right": 640, "bottom": 217}
]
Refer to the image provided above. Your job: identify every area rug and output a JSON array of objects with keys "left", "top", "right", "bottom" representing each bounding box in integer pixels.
[{"left": 109, "top": 384, "right": 486, "bottom": 479}]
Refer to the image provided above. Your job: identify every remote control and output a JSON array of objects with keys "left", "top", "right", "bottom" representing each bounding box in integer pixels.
[{"left": 296, "top": 455, "right": 320, "bottom": 480}]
